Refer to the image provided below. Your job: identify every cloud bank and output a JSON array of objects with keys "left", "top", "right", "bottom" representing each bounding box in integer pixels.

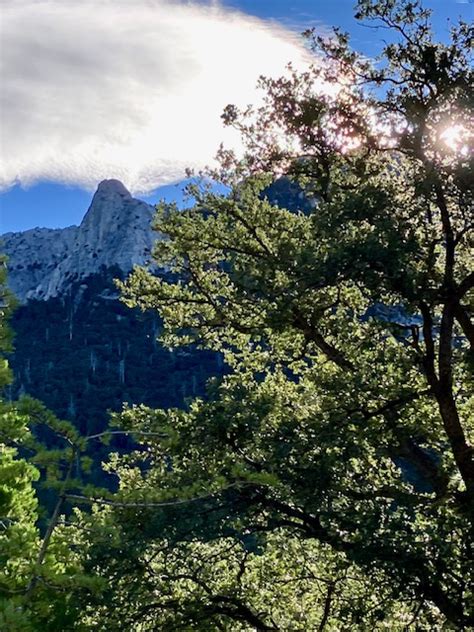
[{"left": 0, "top": 0, "right": 311, "bottom": 194}]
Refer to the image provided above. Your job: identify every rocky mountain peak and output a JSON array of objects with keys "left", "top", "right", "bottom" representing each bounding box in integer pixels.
[
  {"left": 95, "top": 179, "right": 132, "bottom": 197},
  {"left": 2, "top": 180, "right": 159, "bottom": 302}
]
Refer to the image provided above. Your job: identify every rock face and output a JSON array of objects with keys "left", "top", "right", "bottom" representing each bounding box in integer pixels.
[{"left": 2, "top": 180, "right": 158, "bottom": 302}]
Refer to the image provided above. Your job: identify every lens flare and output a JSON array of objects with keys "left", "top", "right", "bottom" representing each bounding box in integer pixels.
[{"left": 439, "top": 123, "right": 471, "bottom": 156}]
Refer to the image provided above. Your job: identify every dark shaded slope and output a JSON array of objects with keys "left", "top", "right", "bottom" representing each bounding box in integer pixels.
[{"left": 9, "top": 267, "right": 221, "bottom": 440}]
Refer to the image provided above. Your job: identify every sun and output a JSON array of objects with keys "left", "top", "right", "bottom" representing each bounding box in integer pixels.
[
  {"left": 437, "top": 122, "right": 472, "bottom": 157},
  {"left": 440, "top": 124, "right": 465, "bottom": 150}
]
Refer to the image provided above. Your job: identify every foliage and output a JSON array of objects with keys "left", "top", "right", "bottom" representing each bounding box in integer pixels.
[
  {"left": 2, "top": 1, "right": 473, "bottom": 629},
  {"left": 0, "top": 262, "right": 106, "bottom": 629},
  {"left": 111, "top": 0, "right": 473, "bottom": 628}
]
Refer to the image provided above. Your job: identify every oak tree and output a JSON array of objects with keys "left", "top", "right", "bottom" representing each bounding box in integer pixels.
[{"left": 115, "top": 0, "right": 473, "bottom": 627}]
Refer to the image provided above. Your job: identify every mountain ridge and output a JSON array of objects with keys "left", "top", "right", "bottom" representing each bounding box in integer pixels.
[{"left": 2, "top": 179, "right": 158, "bottom": 302}]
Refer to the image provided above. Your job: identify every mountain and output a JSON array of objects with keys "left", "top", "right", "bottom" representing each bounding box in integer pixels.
[
  {"left": 2, "top": 177, "right": 309, "bottom": 449},
  {"left": 9, "top": 270, "right": 221, "bottom": 489},
  {"left": 2, "top": 181, "right": 220, "bottom": 488},
  {"left": 2, "top": 179, "right": 157, "bottom": 302}
]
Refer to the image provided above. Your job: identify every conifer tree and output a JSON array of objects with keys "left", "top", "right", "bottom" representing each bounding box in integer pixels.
[{"left": 0, "top": 260, "right": 104, "bottom": 629}]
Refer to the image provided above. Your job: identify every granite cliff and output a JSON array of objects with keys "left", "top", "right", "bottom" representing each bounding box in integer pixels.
[{"left": 2, "top": 179, "right": 158, "bottom": 302}]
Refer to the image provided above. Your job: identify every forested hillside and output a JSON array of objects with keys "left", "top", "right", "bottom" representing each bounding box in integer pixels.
[{"left": 9, "top": 269, "right": 220, "bottom": 437}]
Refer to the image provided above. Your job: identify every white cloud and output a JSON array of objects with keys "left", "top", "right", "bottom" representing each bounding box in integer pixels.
[{"left": 0, "top": 0, "right": 312, "bottom": 194}]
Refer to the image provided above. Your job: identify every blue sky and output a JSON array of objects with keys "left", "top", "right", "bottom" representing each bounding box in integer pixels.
[{"left": 1, "top": 0, "right": 472, "bottom": 234}]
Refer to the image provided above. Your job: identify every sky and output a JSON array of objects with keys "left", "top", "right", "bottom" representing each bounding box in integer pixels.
[{"left": 0, "top": 0, "right": 472, "bottom": 234}]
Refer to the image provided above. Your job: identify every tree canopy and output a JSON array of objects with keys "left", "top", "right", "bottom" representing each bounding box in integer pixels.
[
  {"left": 116, "top": 0, "right": 474, "bottom": 627},
  {"left": 1, "top": 0, "right": 473, "bottom": 629}
]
